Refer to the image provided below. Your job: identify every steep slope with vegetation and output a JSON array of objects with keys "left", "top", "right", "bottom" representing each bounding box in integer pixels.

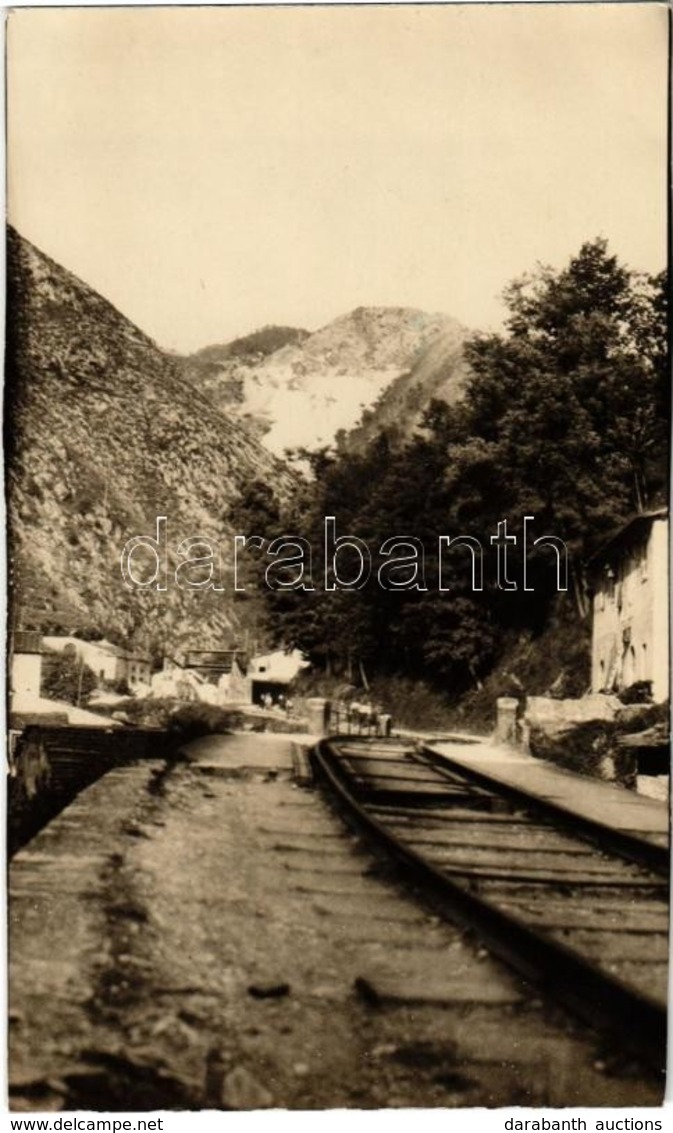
[
  {"left": 5, "top": 227, "right": 294, "bottom": 658},
  {"left": 177, "top": 326, "right": 309, "bottom": 436},
  {"left": 338, "top": 318, "right": 470, "bottom": 455}
]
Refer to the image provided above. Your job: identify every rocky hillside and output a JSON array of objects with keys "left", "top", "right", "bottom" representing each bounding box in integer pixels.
[
  {"left": 177, "top": 325, "right": 309, "bottom": 432},
  {"left": 6, "top": 227, "right": 295, "bottom": 656},
  {"left": 181, "top": 307, "right": 470, "bottom": 455},
  {"left": 339, "top": 318, "right": 471, "bottom": 455}
]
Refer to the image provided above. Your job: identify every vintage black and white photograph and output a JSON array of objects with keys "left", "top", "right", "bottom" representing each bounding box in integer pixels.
[{"left": 5, "top": 2, "right": 670, "bottom": 1114}]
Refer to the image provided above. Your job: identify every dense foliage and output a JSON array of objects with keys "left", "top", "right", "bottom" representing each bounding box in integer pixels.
[
  {"left": 41, "top": 649, "right": 97, "bottom": 705},
  {"left": 234, "top": 240, "right": 668, "bottom": 696}
]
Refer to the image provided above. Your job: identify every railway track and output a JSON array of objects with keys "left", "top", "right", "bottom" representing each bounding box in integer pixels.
[{"left": 312, "top": 735, "right": 669, "bottom": 1074}]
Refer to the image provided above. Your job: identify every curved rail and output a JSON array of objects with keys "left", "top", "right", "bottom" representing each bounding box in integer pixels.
[
  {"left": 312, "top": 735, "right": 668, "bottom": 1074},
  {"left": 418, "top": 742, "right": 669, "bottom": 875}
]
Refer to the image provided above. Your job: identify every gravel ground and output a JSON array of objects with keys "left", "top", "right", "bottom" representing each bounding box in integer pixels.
[{"left": 9, "top": 734, "right": 665, "bottom": 1110}]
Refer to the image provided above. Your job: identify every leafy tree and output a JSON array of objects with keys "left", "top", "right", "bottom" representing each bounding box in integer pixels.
[
  {"left": 41, "top": 650, "right": 97, "bottom": 704},
  {"left": 464, "top": 239, "right": 668, "bottom": 539}
]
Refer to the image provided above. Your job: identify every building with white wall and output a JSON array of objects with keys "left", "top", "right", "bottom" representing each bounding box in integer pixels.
[
  {"left": 42, "top": 636, "right": 151, "bottom": 688},
  {"left": 590, "top": 509, "right": 669, "bottom": 703},
  {"left": 10, "top": 631, "right": 43, "bottom": 700}
]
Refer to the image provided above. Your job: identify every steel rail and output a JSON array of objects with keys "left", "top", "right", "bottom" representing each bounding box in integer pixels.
[
  {"left": 416, "top": 743, "right": 669, "bottom": 875},
  {"left": 312, "top": 736, "right": 667, "bottom": 1075}
]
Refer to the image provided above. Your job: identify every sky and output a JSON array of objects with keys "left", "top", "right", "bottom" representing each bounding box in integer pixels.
[{"left": 7, "top": 3, "right": 669, "bottom": 354}]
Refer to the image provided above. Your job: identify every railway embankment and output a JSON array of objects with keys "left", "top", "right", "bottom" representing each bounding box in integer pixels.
[
  {"left": 7, "top": 725, "right": 168, "bottom": 857},
  {"left": 9, "top": 733, "right": 665, "bottom": 1110}
]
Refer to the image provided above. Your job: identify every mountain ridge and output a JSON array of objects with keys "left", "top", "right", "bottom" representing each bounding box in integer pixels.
[{"left": 180, "top": 305, "right": 471, "bottom": 455}]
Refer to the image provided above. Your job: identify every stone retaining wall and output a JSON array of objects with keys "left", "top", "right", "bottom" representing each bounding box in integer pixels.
[
  {"left": 8, "top": 725, "right": 168, "bottom": 856},
  {"left": 522, "top": 695, "right": 653, "bottom": 787}
]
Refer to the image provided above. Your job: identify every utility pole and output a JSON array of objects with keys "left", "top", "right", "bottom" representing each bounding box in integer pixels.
[{"left": 76, "top": 651, "right": 85, "bottom": 707}]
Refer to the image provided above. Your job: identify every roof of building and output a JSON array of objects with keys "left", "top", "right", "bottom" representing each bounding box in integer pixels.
[
  {"left": 41, "top": 635, "right": 150, "bottom": 663},
  {"left": 115, "top": 648, "right": 152, "bottom": 663},
  {"left": 166, "top": 647, "right": 248, "bottom": 676},
  {"left": 249, "top": 649, "right": 309, "bottom": 685},
  {"left": 12, "top": 630, "right": 44, "bottom": 654},
  {"left": 588, "top": 508, "right": 668, "bottom": 572}
]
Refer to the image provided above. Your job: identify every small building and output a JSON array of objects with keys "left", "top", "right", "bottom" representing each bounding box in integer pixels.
[
  {"left": 161, "top": 647, "right": 252, "bottom": 704},
  {"left": 115, "top": 647, "right": 152, "bottom": 688},
  {"left": 10, "top": 630, "right": 44, "bottom": 701},
  {"left": 589, "top": 509, "right": 669, "bottom": 703},
  {"left": 249, "top": 649, "right": 308, "bottom": 706},
  {"left": 41, "top": 636, "right": 151, "bottom": 689},
  {"left": 181, "top": 648, "right": 247, "bottom": 682}
]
